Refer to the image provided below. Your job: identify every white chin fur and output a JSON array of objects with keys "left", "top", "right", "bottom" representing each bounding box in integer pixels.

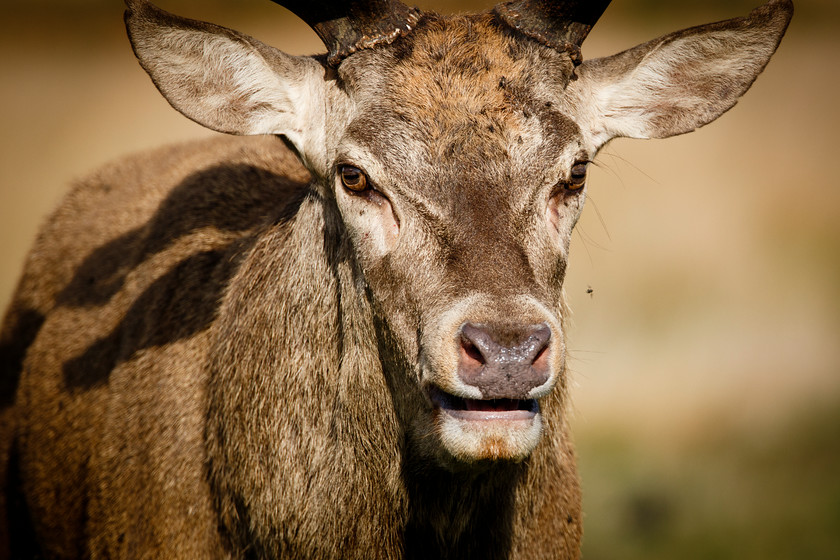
[{"left": 437, "top": 410, "right": 543, "bottom": 462}]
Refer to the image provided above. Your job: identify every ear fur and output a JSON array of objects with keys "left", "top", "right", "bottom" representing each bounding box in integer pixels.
[
  {"left": 125, "top": 0, "right": 328, "bottom": 171},
  {"left": 570, "top": 0, "right": 793, "bottom": 149}
]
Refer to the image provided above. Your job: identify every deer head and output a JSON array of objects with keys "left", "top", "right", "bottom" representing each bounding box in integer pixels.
[{"left": 125, "top": 0, "right": 792, "bottom": 464}]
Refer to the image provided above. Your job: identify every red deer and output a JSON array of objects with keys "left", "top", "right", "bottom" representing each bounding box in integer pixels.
[{"left": 0, "top": 0, "right": 792, "bottom": 557}]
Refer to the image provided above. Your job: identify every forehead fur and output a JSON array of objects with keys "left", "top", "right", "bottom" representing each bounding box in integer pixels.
[{"left": 338, "top": 12, "right": 582, "bottom": 186}]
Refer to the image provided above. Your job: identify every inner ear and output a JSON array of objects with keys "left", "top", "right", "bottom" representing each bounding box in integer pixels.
[
  {"left": 569, "top": 0, "right": 793, "bottom": 147},
  {"left": 125, "top": 0, "right": 330, "bottom": 173}
]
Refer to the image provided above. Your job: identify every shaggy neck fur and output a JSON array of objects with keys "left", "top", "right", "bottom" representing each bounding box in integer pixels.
[{"left": 205, "top": 189, "right": 581, "bottom": 558}]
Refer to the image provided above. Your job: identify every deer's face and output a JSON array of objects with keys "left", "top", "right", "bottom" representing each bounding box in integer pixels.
[
  {"left": 127, "top": 0, "right": 792, "bottom": 465},
  {"left": 326, "top": 16, "right": 586, "bottom": 462}
]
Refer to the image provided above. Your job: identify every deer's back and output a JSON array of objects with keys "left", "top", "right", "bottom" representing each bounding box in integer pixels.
[{"left": 0, "top": 134, "right": 309, "bottom": 557}]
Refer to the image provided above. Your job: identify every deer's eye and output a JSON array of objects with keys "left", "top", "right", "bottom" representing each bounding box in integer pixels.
[
  {"left": 567, "top": 162, "right": 589, "bottom": 191},
  {"left": 339, "top": 165, "right": 369, "bottom": 192}
]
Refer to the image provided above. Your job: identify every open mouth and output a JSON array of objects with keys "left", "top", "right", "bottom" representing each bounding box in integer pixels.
[{"left": 429, "top": 386, "right": 539, "bottom": 422}]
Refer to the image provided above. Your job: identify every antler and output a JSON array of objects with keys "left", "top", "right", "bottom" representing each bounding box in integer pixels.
[
  {"left": 270, "top": 0, "right": 422, "bottom": 66},
  {"left": 494, "top": 0, "right": 612, "bottom": 64}
]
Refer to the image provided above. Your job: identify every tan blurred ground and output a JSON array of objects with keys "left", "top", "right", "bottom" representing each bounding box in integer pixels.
[{"left": 1, "top": 1, "right": 839, "bottom": 557}]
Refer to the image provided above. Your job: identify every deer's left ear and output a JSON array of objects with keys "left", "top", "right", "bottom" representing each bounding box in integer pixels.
[
  {"left": 569, "top": 0, "right": 793, "bottom": 150},
  {"left": 125, "top": 0, "right": 330, "bottom": 172}
]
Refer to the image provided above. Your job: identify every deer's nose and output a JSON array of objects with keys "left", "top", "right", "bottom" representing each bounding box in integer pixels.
[{"left": 457, "top": 322, "right": 552, "bottom": 399}]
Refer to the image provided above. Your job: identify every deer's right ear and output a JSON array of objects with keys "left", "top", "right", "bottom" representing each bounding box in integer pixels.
[{"left": 125, "top": 0, "right": 328, "bottom": 171}]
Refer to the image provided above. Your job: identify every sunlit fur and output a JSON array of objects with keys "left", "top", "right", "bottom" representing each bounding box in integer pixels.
[{"left": 0, "top": 1, "right": 792, "bottom": 558}]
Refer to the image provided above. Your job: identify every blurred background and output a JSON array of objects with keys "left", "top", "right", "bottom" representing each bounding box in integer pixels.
[{"left": 1, "top": 0, "right": 838, "bottom": 557}]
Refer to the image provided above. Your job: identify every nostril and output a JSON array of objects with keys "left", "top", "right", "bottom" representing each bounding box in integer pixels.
[
  {"left": 460, "top": 338, "right": 485, "bottom": 366},
  {"left": 528, "top": 324, "right": 552, "bottom": 367},
  {"left": 460, "top": 323, "right": 496, "bottom": 360},
  {"left": 532, "top": 343, "right": 549, "bottom": 369}
]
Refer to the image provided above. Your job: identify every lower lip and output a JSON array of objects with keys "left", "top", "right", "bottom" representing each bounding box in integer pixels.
[
  {"left": 441, "top": 408, "right": 538, "bottom": 422},
  {"left": 429, "top": 388, "right": 540, "bottom": 422}
]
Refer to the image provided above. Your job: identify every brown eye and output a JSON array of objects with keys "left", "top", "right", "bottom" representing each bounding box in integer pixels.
[
  {"left": 568, "top": 162, "right": 588, "bottom": 190},
  {"left": 339, "top": 165, "right": 368, "bottom": 192}
]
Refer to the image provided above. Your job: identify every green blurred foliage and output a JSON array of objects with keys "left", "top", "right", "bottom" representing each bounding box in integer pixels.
[{"left": 578, "top": 403, "right": 840, "bottom": 559}]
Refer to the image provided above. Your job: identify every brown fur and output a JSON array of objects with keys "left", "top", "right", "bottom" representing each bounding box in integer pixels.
[
  {"left": 0, "top": 1, "right": 792, "bottom": 558},
  {"left": 0, "top": 132, "right": 580, "bottom": 558}
]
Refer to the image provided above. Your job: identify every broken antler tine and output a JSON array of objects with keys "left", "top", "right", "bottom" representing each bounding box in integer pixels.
[
  {"left": 494, "top": 0, "right": 612, "bottom": 64},
  {"left": 270, "top": 0, "right": 422, "bottom": 66}
]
